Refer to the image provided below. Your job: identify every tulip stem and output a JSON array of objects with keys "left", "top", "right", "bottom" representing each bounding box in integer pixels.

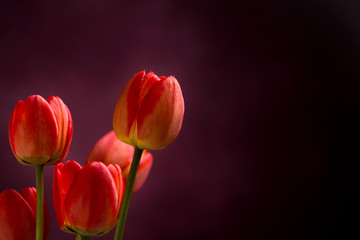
[
  {"left": 76, "top": 235, "right": 90, "bottom": 240},
  {"left": 35, "top": 164, "right": 44, "bottom": 240},
  {"left": 114, "top": 147, "right": 144, "bottom": 240}
]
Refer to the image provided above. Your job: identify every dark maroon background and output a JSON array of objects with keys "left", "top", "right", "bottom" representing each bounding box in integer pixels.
[{"left": 0, "top": 0, "right": 358, "bottom": 239}]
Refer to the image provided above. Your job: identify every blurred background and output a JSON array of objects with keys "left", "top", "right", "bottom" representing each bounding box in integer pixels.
[{"left": 0, "top": 0, "right": 359, "bottom": 239}]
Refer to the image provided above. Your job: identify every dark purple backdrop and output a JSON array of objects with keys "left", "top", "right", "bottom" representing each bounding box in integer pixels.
[{"left": 0, "top": 1, "right": 358, "bottom": 239}]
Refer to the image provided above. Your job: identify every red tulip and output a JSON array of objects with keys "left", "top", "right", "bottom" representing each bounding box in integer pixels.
[
  {"left": 0, "top": 187, "right": 49, "bottom": 240},
  {"left": 9, "top": 95, "right": 73, "bottom": 165},
  {"left": 113, "top": 70, "right": 185, "bottom": 150},
  {"left": 86, "top": 130, "right": 153, "bottom": 193},
  {"left": 53, "top": 160, "right": 124, "bottom": 236}
]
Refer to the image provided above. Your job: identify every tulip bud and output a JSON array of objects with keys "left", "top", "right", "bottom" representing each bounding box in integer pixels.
[
  {"left": 0, "top": 187, "right": 49, "bottom": 240},
  {"left": 9, "top": 95, "right": 73, "bottom": 165},
  {"left": 113, "top": 70, "right": 184, "bottom": 150},
  {"left": 53, "top": 160, "right": 124, "bottom": 236},
  {"left": 86, "top": 130, "right": 153, "bottom": 193}
]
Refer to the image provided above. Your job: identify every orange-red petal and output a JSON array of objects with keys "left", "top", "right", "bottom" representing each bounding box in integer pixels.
[
  {"left": 9, "top": 95, "right": 58, "bottom": 165},
  {"left": 136, "top": 76, "right": 184, "bottom": 149},
  {"left": 53, "top": 161, "right": 82, "bottom": 232},
  {"left": 113, "top": 71, "right": 145, "bottom": 145},
  {"left": 47, "top": 96, "right": 73, "bottom": 165},
  {"left": 64, "top": 162, "right": 119, "bottom": 235},
  {"left": 86, "top": 131, "right": 133, "bottom": 168}
]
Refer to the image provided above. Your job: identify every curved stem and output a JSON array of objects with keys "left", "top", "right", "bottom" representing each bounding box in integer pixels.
[
  {"left": 35, "top": 165, "right": 44, "bottom": 240},
  {"left": 114, "top": 147, "right": 144, "bottom": 240}
]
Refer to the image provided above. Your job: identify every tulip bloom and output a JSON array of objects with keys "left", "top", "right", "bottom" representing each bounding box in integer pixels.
[
  {"left": 113, "top": 70, "right": 184, "bottom": 150},
  {"left": 9, "top": 95, "right": 73, "bottom": 165},
  {"left": 87, "top": 130, "right": 153, "bottom": 193},
  {"left": 53, "top": 160, "right": 124, "bottom": 236},
  {"left": 0, "top": 187, "right": 49, "bottom": 240}
]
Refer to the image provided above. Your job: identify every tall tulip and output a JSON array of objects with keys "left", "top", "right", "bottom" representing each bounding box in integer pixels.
[
  {"left": 113, "top": 71, "right": 184, "bottom": 240},
  {"left": 0, "top": 187, "right": 49, "bottom": 240},
  {"left": 9, "top": 95, "right": 73, "bottom": 166},
  {"left": 86, "top": 130, "right": 153, "bottom": 193},
  {"left": 113, "top": 70, "right": 184, "bottom": 150},
  {"left": 9, "top": 94, "right": 73, "bottom": 240},
  {"left": 53, "top": 160, "right": 124, "bottom": 238}
]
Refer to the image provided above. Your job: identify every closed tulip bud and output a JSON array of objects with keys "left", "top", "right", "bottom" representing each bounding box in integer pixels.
[
  {"left": 0, "top": 187, "right": 49, "bottom": 240},
  {"left": 9, "top": 95, "right": 73, "bottom": 165},
  {"left": 53, "top": 160, "right": 124, "bottom": 236},
  {"left": 113, "top": 70, "right": 185, "bottom": 150},
  {"left": 86, "top": 130, "right": 153, "bottom": 193}
]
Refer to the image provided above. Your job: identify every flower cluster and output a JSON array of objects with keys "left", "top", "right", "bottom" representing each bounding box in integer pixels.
[{"left": 1, "top": 71, "right": 184, "bottom": 240}]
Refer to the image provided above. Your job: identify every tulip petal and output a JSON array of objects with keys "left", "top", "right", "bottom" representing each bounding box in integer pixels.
[
  {"left": 108, "top": 164, "right": 124, "bottom": 201},
  {"left": 0, "top": 189, "right": 36, "bottom": 240},
  {"left": 113, "top": 71, "right": 145, "bottom": 145},
  {"left": 47, "top": 96, "right": 73, "bottom": 165},
  {"left": 107, "top": 164, "right": 124, "bottom": 226},
  {"left": 53, "top": 163, "right": 65, "bottom": 230},
  {"left": 86, "top": 131, "right": 133, "bottom": 168},
  {"left": 113, "top": 71, "right": 160, "bottom": 147},
  {"left": 64, "top": 162, "right": 119, "bottom": 236},
  {"left": 140, "top": 71, "right": 162, "bottom": 101},
  {"left": 136, "top": 76, "right": 185, "bottom": 149},
  {"left": 87, "top": 130, "right": 153, "bottom": 193},
  {"left": 20, "top": 187, "right": 50, "bottom": 239},
  {"left": 53, "top": 161, "right": 82, "bottom": 232},
  {"left": 19, "top": 187, "right": 37, "bottom": 215},
  {"left": 9, "top": 95, "right": 58, "bottom": 165},
  {"left": 58, "top": 161, "right": 82, "bottom": 204}
]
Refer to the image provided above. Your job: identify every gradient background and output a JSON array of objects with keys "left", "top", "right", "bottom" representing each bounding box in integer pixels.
[{"left": 0, "top": 0, "right": 358, "bottom": 239}]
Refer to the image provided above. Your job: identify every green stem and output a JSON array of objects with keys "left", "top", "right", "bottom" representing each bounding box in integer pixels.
[
  {"left": 35, "top": 165, "right": 44, "bottom": 240},
  {"left": 76, "top": 234, "right": 90, "bottom": 240},
  {"left": 114, "top": 147, "right": 144, "bottom": 240}
]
